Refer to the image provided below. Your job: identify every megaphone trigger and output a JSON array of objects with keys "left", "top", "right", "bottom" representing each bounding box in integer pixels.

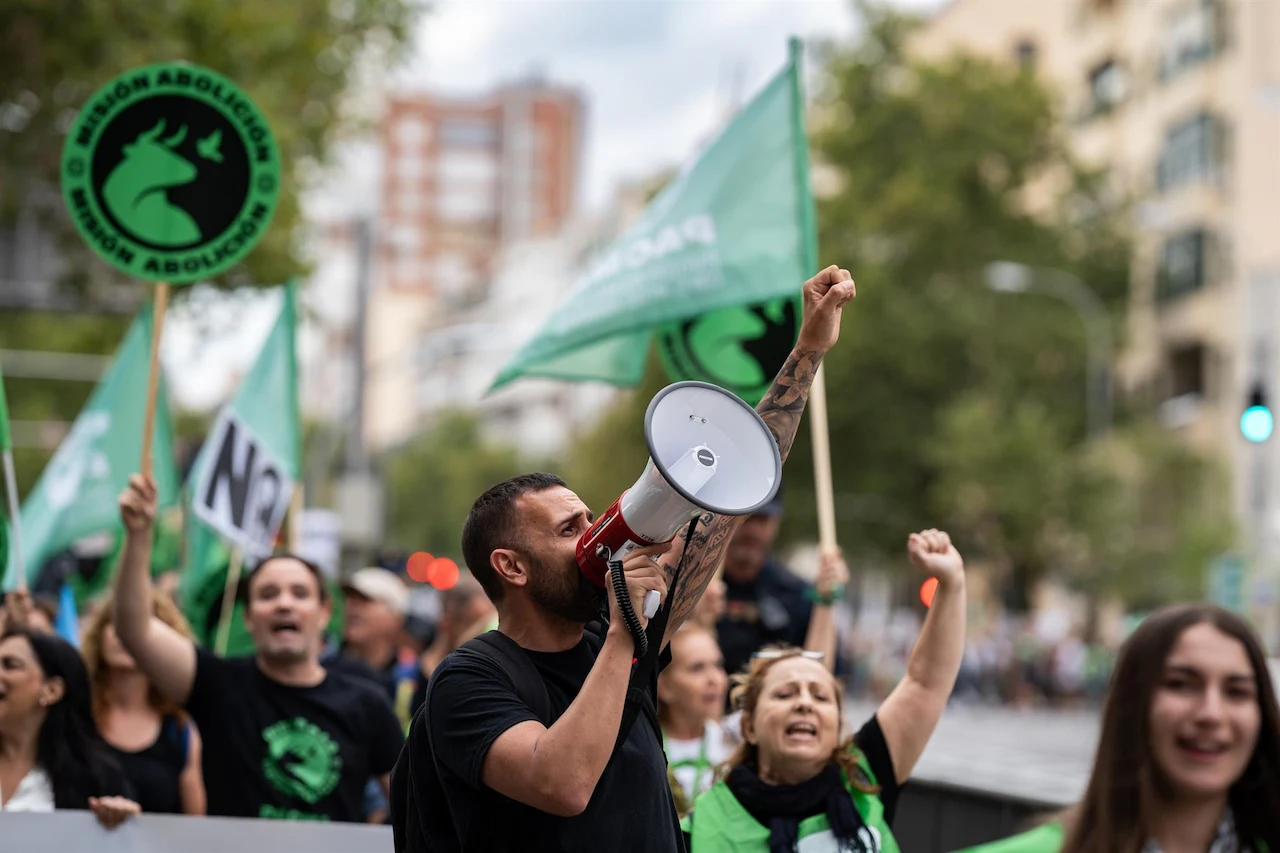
[{"left": 643, "top": 590, "right": 661, "bottom": 620}]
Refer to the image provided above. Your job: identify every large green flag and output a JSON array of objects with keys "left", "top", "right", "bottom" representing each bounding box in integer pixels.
[
  {"left": 182, "top": 283, "right": 301, "bottom": 646},
  {"left": 4, "top": 305, "right": 179, "bottom": 591},
  {"left": 491, "top": 39, "right": 816, "bottom": 394}
]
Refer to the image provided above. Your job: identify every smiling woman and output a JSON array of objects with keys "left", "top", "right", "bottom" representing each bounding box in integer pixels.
[
  {"left": 954, "top": 604, "right": 1280, "bottom": 853},
  {"left": 0, "top": 628, "right": 141, "bottom": 828}
]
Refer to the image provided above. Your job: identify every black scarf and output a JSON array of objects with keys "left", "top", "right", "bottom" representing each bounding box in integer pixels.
[{"left": 726, "top": 763, "right": 865, "bottom": 853}]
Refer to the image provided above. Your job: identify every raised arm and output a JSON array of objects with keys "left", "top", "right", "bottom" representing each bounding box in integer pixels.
[
  {"left": 876, "top": 529, "right": 966, "bottom": 784},
  {"left": 662, "top": 266, "right": 857, "bottom": 646},
  {"left": 114, "top": 475, "right": 198, "bottom": 705},
  {"left": 803, "top": 548, "right": 850, "bottom": 670}
]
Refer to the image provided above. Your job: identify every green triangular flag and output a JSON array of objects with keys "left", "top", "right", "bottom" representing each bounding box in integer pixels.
[
  {"left": 491, "top": 40, "right": 813, "bottom": 393},
  {"left": 4, "top": 305, "right": 180, "bottom": 591},
  {"left": 181, "top": 282, "right": 302, "bottom": 637}
]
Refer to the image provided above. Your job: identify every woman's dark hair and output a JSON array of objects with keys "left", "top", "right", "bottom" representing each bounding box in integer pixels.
[
  {"left": 2, "top": 627, "right": 123, "bottom": 809},
  {"left": 1062, "top": 604, "right": 1280, "bottom": 853}
]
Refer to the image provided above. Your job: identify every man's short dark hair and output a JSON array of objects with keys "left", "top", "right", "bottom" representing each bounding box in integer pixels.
[
  {"left": 240, "top": 553, "right": 330, "bottom": 604},
  {"left": 461, "top": 473, "right": 567, "bottom": 603}
]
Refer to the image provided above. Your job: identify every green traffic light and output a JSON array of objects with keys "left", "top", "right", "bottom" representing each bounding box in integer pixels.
[{"left": 1242, "top": 405, "right": 1274, "bottom": 443}]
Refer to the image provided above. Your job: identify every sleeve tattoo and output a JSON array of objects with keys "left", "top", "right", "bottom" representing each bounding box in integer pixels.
[{"left": 661, "top": 347, "right": 825, "bottom": 643}]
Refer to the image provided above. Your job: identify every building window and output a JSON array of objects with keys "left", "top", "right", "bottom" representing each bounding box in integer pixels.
[
  {"left": 1014, "top": 40, "right": 1037, "bottom": 71},
  {"left": 394, "top": 117, "right": 430, "bottom": 147},
  {"left": 1156, "top": 112, "right": 1227, "bottom": 193},
  {"left": 1160, "top": 0, "right": 1226, "bottom": 82},
  {"left": 1157, "top": 229, "right": 1223, "bottom": 302},
  {"left": 1169, "top": 343, "right": 1207, "bottom": 399},
  {"left": 438, "top": 186, "right": 498, "bottom": 222},
  {"left": 439, "top": 118, "right": 498, "bottom": 148},
  {"left": 1086, "top": 60, "right": 1128, "bottom": 117},
  {"left": 396, "top": 188, "right": 424, "bottom": 216}
]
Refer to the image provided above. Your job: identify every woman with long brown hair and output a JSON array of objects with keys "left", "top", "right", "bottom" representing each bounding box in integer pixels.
[
  {"left": 659, "top": 623, "right": 734, "bottom": 810},
  {"left": 957, "top": 603, "right": 1280, "bottom": 853},
  {"left": 681, "top": 529, "right": 966, "bottom": 852},
  {"left": 82, "top": 591, "right": 205, "bottom": 815}
]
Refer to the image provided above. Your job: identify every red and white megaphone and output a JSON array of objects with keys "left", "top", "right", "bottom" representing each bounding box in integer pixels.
[{"left": 576, "top": 381, "right": 782, "bottom": 620}]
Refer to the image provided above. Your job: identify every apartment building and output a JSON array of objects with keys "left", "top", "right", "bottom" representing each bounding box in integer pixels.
[{"left": 913, "top": 0, "right": 1280, "bottom": 573}]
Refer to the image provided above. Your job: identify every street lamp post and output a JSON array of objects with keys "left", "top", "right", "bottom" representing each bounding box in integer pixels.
[{"left": 985, "top": 261, "right": 1115, "bottom": 441}]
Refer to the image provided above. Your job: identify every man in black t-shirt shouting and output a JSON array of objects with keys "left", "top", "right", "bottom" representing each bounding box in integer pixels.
[
  {"left": 397, "top": 266, "right": 857, "bottom": 853},
  {"left": 113, "top": 484, "right": 405, "bottom": 823}
]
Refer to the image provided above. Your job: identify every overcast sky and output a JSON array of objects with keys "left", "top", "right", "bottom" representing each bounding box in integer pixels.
[
  {"left": 168, "top": 0, "right": 944, "bottom": 409},
  {"left": 402, "top": 0, "right": 941, "bottom": 211}
]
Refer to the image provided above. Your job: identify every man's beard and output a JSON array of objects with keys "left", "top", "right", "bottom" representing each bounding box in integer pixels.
[{"left": 527, "top": 552, "right": 602, "bottom": 624}]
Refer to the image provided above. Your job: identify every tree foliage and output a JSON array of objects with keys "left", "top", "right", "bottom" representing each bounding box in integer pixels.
[
  {"left": 1, "top": 0, "right": 420, "bottom": 291},
  {"left": 382, "top": 411, "right": 526, "bottom": 563}
]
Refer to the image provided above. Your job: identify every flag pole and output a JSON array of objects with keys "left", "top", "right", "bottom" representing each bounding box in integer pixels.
[
  {"left": 0, "top": 367, "right": 25, "bottom": 592},
  {"left": 2, "top": 450, "right": 26, "bottom": 593},
  {"left": 289, "top": 486, "right": 303, "bottom": 551},
  {"left": 789, "top": 37, "right": 838, "bottom": 554},
  {"left": 140, "top": 283, "right": 170, "bottom": 481},
  {"left": 214, "top": 546, "right": 243, "bottom": 656}
]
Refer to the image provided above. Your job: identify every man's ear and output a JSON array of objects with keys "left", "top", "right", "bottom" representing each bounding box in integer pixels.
[{"left": 491, "top": 549, "right": 528, "bottom": 588}]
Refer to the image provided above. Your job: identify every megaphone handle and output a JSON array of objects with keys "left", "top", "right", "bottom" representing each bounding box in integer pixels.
[
  {"left": 608, "top": 561, "right": 649, "bottom": 659},
  {"left": 643, "top": 589, "right": 661, "bottom": 620}
]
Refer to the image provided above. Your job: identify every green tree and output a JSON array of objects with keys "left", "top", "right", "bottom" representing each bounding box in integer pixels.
[
  {"left": 1, "top": 0, "right": 419, "bottom": 291},
  {"left": 382, "top": 411, "right": 525, "bottom": 562}
]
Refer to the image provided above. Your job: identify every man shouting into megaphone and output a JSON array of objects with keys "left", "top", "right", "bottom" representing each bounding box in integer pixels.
[{"left": 391, "top": 267, "right": 856, "bottom": 853}]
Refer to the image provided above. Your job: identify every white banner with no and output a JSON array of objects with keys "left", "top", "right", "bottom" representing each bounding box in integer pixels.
[{"left": 192, "top": 408, "right": 294, "bottom": 556}]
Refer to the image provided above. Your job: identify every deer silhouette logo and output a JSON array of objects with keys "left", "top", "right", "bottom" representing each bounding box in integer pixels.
[{"left": 101, "top": 119, "right": 204, "bottom": 247}]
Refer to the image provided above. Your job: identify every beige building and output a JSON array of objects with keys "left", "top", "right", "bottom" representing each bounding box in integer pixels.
[
  {"left": 913, "top": 0, "right": 1280, "bottom": 599},
  {"left": 361, "top": 79, "right": 585, "bottom": 449}
]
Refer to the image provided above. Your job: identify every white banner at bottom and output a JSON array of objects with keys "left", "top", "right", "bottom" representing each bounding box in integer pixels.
[{"left": 0, "top": 811, "right": 392, "bottom": 852}]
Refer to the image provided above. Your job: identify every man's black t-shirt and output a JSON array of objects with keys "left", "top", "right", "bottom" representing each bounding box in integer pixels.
[
  {"left": 418, "top": 626, "right": 683, "bottom": 852},
  {"left": 187, "top": 647, "right": 405, "bottom": 822},
  {"left": 718, "top": 557, "right": 813, "bottom": 680}
]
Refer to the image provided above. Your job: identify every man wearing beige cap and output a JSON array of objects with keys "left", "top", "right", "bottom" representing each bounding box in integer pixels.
[{"left": 333, "top": 567, "right": 414, "bottom": 705}]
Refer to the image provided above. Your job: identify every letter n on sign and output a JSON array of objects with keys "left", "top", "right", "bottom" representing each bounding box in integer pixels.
[{"left": 191, "top": 409, "right": 294, "bottom": 555}]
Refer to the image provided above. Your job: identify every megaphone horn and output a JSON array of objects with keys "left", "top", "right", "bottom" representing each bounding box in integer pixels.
[{"left": 576, "top": 381, "right": 782, "bottom": 627}]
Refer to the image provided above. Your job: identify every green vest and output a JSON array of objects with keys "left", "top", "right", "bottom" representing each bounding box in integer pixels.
[
  {"left": 680, "top": 754, "right": 898, "bottom": 853},
  {"left": 952, "top": 822, "right": 1063, "bottom": 853}
]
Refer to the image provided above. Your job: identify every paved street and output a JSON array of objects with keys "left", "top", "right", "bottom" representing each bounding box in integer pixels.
[{"left": 845, "top": 700, "right": 1100, "bottom": 806}]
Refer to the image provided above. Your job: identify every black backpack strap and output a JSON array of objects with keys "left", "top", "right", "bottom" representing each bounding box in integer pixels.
[
  {"left": 614, "top": 515, "right": 700, "bottom": 751},
  {"left": 463, "top": 631, "right": 553, "bottom": 723}
]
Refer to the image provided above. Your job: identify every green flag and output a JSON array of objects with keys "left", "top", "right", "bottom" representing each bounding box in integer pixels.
[
  {"left": 4, "top": 305, "right": 180, "bottom": 591},
  {"left": 182, "top": 282, "right": 301, "bottom": 633},
  {"left": 491, "top": 39, "right": 816, "bottom": 392}
]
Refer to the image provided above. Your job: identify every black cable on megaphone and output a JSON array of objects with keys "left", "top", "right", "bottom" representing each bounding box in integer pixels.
[
  {"left": 605, "top": 515, "right": 700, "bottom": 659},
  {"left": 607, "top": 559, "right": 649, "bottom": 659}
]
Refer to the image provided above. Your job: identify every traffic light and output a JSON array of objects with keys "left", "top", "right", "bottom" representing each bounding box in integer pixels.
[{"left": 1241, "top": 382, "right": 1273, "bottom": 444}]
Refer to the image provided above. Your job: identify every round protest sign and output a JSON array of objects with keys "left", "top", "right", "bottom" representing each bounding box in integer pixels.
[
  {"left": 657, "top": 297, "right": 800, "bottom": 405},
  {"left": 61, "top": 62, "right": 280, "bottom": 283}
]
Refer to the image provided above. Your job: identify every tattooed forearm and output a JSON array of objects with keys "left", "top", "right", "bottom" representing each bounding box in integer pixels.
[
  {"left": 661, "top": 511, "right": 739, "bottom": 647},
  {"left": 754, "top": 346, "right": 824, "bottom": 464},
  {"left": 659, "top": 344, "right": 826, "bottom": 645}
]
